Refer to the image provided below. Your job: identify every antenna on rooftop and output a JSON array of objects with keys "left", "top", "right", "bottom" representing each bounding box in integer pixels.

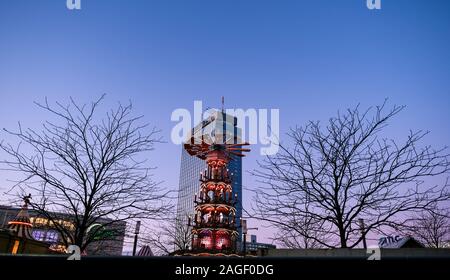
[{"left": 221, "top": 96, "right": 225, "bottom": 112}]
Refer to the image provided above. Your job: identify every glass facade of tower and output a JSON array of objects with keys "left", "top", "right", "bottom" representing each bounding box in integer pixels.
[{"left": 176, "top": 111, "right": 243, "bottom": 248}]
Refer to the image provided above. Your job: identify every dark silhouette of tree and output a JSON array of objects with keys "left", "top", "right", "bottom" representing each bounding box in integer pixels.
[
  {"left": 269, "top": 198, "right": 330, "bottom": 249},
  {"left": 139, "top": 216, "right": 192, "bottom": 256},
  {"left": 251, "top": 102, "right": 450, "bottom": 248},
  {"left": 0, "top": 95, "right": 170, "bottom": 253},
  {"left": 402, "top": 205, "right": 450, "bottom": 248}
]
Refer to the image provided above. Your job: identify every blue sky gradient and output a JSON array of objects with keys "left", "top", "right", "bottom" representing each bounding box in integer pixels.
[{"left": 1, "top": 0, "right": 449, "bottom": 245}]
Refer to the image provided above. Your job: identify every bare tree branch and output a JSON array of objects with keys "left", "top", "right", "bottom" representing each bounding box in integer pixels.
[
  {"left": 250, "top": 101, "right": 450, "bottom": 248},
  {"left": 0, "top": 95, "right": 171, "bottom": 252},
  {"left": 399, "top": 204, "right": 450, "bottom": 248},
  {"left": 138, "top": 215, "right": 192, "bottom": 256}
]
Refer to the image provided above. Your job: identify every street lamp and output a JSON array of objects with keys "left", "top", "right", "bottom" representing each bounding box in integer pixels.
[
  {"left": 358, "top": 218, "right": 367, "bottom": 249},
  {"left": 241, "top": 219, "right": 258, "bottom": 257},
  {"left": 132, "top": 221, "right": 141, "bottom": 256}
]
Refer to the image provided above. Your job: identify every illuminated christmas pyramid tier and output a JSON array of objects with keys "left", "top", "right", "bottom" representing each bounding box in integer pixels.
[{"left": 185, "top": 142, "right": 250, "bottom": 256}]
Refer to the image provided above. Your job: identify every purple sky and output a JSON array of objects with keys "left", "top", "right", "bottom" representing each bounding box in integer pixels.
[{"left": 1, "top": 0, "right": 449, "bottom": 245}]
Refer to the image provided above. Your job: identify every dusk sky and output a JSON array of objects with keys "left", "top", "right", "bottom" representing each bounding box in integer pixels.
[{"left": 1, "top": 0, "right": 449, "bottom": 245}]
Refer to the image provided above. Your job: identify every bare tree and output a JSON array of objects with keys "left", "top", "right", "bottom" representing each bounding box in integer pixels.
[
  {"left": 270, "top": 211, "right": 329, "bottom": 249},
  {"left": 139, "top": 216, "right": 192, "bottom": 256},
  {"left": 251, "top": 102, "right": 450, "bottom": 248},
  {"left": 402, "top": 205, "right": 450, "bottom": 248},
  {"left": 0, "top": 95, "right": 170, "bottom": 253}
]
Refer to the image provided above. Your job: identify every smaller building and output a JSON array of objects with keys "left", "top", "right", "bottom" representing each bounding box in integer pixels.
[
  {"left": 245, "top": 235, "right": 276, "bottom": 254},
  {"left": 0, "top": 203, "right": 126, "bottom": 255},
  {"left": 136, "top": 245, "right": 154, "bottom": 256},
  {"left": 378, "top": 235, "right": 424, "bottom": 249}
]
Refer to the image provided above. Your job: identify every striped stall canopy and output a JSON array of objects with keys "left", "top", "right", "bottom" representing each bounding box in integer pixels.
[
  {"left": 8, "top": 199, "right": 34, "bottom": 240},
  {"left": 136, "top": 245, "right": 153, "bottom": 256}
]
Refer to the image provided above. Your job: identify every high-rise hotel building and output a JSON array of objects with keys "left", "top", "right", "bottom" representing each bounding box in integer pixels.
[{"left": 176, "top": 110, "right": 243, "bottom": 248}]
